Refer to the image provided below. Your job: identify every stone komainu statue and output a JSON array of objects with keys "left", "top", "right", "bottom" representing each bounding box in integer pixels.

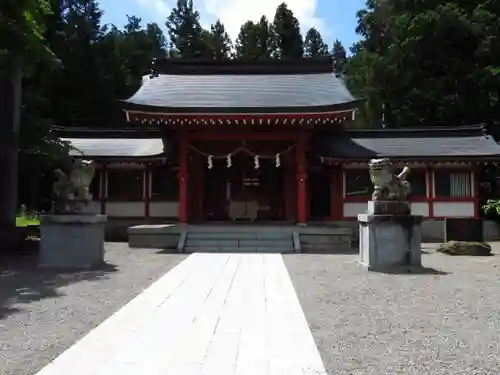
[
  {"left": 69, "top": 159, "right": 96, "bottom": 201},
  {"left": 368, "top": 158, "right": 411, "bottom": 201},
  {"left": 52, "top": 160, "right": 96, "bottom": 213}
]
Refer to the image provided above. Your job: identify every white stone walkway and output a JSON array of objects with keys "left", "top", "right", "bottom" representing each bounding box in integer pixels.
[{"left": 35, "top": 253, "right": 327, "bottom": 375}]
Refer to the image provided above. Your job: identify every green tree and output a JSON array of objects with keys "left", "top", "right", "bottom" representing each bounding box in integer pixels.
[
  {"left": 122, "top": 16, "right": 166, "bottom": 89},
  {"left": 0, "top": 0, "right": 56, "bottom": 248},
  {"left": 346, "top": 0, "right": 500, "bottom": 128},
  {"left": 208, "top": 20, "right": 232, "bottom": 60},
  {"left": 304, "top": 27, "right": 329, "bottom": 58},
  {"left": 256, "top": 16, "right": 275, "bottom": 59},
  {"left": 48, "top": 0, "right": 105, "bottom": 127},
  {"left": 166, "top": 0, "right": 207, "bottom": 58},
  {"left": 235, "top": 21, "right": 260, "bottom": 59},
  {"left": 272, "top": 3, "right": 304, "bottom": 59},
  {"left": 331, "top": 39, "right": 347, "bottom": 74},
  {"left": 235, "top": 17, "right": 275, "bottom": 60}
]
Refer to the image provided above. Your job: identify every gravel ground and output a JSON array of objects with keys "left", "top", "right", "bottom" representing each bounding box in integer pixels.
[
  {"left": 0, "top": 243, "right": 187, "bottom": 375},
  {"left": 284, "top": 243, "right": 500, "bottom": 375}
]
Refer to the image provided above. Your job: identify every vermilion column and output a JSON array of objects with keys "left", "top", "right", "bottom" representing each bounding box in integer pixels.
[
  {"left": 178, "top": 131, "right": 188, "bottom": 223},
  {"left": 296, "top": 132, "right": 308, "bottom": 225}
]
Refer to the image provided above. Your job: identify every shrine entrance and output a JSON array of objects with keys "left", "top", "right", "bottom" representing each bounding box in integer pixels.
[
  {"left": 202, "top": 155, "right": 286, "bottom": 221},
  {"left": 187, "top": 139, "right": 295, "bottom": 223}
]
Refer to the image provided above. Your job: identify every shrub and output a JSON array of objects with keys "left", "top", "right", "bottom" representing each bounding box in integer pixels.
[{"left": 437, "top": 241, "right": 492, "bottom": 256}]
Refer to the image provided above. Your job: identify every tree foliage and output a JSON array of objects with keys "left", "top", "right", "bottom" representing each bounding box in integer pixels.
[
  {"left": 3, "top": 0, "right": 499, "bottom": 210},
  {"left": 272, "top": 3, "right": 304, "bottom": 59},
  {"left": 331, "top": 39, "right": 347, "bottom": 75},
  {"left": 0, "top": 0, "right": 55, "bottom": 60},
  {"left": 235, "top": 17, "right": 275, "bottom": 60},
  {"left": 345, "top": 0, "right": 500, "bottom": 128},
  {"left": 208, "top": 20, "right": 232, "bottom": 60},
  {"left": 165, "top": 0, "right": 207, "bottom": 58},
  {"left": 304, "top": 27, "right": 329, "bottom": 58}
]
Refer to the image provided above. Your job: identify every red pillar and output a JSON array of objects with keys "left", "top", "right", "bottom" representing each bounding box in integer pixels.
[
  {"left": 296, "top": 132, "right": 308, "bottom": 225},
  {"left": 427, "top": 167, "right": 434, "bottom": 219},
  {"left": 178, "top": 132, "right": 188, "bottom": 223}
]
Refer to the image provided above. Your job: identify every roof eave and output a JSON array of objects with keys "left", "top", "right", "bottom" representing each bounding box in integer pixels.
[
  {"left": 52, "top": 125, "right": 163, "bottom": 138},
  {"left": 69, "top": 153, "right": 167, "bottom": 159},
  {"left": 317, "top": 155, "right": 500, "bottom": 161},
  {"left": 119, "top": 99, "right": 363, "bottom": 115}
]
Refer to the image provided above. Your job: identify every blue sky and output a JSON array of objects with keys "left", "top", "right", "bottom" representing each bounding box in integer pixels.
[{"left": 99, "top": 0, "right": 366, "bottom": 49}]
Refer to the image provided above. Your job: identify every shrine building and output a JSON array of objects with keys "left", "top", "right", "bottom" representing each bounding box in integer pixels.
[{"left": 55, "top": 57, "right": 500, "bottom": 241}]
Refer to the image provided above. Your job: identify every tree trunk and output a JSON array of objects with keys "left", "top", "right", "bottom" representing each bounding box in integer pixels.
[{"left": 0, "top": 56, "right": 22, "bottom": 251}]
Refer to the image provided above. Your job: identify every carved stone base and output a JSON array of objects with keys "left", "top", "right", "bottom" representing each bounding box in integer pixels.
[
  {"left": 367, "top": 200, "right": 411, "bottom": 215},
  {"left": 39, "top": 214, "right": 107, "bottom": 269},
  {"left": 358, "top": 214, "right": 422, "bottom": 270},
  {"left": 52, "top": 199, "right": 100, "bottom": 215}
]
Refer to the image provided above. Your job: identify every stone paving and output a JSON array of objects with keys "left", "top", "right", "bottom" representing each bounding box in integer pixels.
[
  {"left": 0, "top": 244, "right": 186, "bottom": 375},
  {"left": 2, "top": 243, "right": 500, "bottom": 375},
  {"left": 285, "top": 243, "right": 500, "bottom": 375}
]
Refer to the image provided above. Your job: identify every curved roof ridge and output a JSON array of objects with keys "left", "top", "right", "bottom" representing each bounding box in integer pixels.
[
  {"left": 122, "top": 70, "right": 359, "bottom": 112},
  {"left": 151, "top": 57, "right": 335, "bottom": 75},
  {"left": 343, "top": 124, "right": 487, "bottom": 138}
]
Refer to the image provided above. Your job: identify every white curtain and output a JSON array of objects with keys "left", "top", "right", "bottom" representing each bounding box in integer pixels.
[{"left": 449, "top": 172, "right": 471, "bottom": 197}]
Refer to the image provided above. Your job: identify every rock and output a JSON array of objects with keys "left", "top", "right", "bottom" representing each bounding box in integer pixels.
[{"left": 436, "top": 241, "right": 492, "bottom": 256}]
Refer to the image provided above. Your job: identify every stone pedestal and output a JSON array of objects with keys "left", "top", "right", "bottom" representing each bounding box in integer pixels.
[
  {"left": 367, "top": 200, "right": 411, "bottom": 215},
  {"left": 358, "top": 201, "right": 422, "bottom": 270},
  {"left": 39, "top": 214, "right": 107, "bottom": 269}
]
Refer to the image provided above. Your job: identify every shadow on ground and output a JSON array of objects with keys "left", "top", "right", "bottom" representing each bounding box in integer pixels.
[
  {"left": 156, "top": 248, "right": 179, "bottom": 254},
  {"left": 368, "top": 266, "right": 449, "bottom": 275},
  {"left": 0, "top": 249, "right": 117, "bottom": 320}
]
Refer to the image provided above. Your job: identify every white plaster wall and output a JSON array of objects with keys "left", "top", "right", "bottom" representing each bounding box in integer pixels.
[
  {"left": 149, "top": 202, "right": 179, "bottom": 218},
  {"left": 344, "top": 202, "right": 430, "bottom": 217},
  {"left": 343, "top": 202, "right": 367, "bottom": 217},
  {"left": 106, "top": 202, "right": 146, "bottom": 217},
  {"left": 433, "top": 202, "right": 475, "bottom": 217},
  {"left": 410, "top": 202, "right": 429, "bottom": 217}
]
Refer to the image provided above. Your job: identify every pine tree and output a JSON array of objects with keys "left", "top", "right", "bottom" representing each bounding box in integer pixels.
[
  {"left": 235, "top": 21, "right": 260, "bottom": 59},
  {"left": 304, "top": 27, "right": 329, "bottom": 58},
  {"left": 272, "top": 3, "right": 304, "bottom": 59},
  {"left": 209, "top": 20, "right": 232, "bottom": 60},
  {"left": 256, "top": 16, "right": 273, "bottom": 59},
  {"left": 165, "top": 0, "right": 207, "bottom": 58},
  {"left": 331, "top": 39, "right": 347, "bottom": 74},
  {"left": 50, "top": 0, "right": 105, "bottom": 127}
]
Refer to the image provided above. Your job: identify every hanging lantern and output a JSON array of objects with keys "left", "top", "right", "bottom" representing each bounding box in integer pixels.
[
  {"left": 226, "top": 154, "right": 232, "bottom": 168},
  {"left": 254, "top": 155, "right": 260, "bottom": 169},
  {"left": 207, "top": 155, "right": 213, "bottom": 169},
  {"left": 275, "top": 153, "right": 281, "bottom": 168}
]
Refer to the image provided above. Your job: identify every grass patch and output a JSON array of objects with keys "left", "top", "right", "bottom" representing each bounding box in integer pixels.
[{"left": 16, "top": 216, "right": 40, "bottom": 227}]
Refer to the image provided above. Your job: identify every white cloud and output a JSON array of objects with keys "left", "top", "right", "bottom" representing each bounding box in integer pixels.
[
  {"left": 136, "top": 0, "right": 328, "bottom": 42},
  {"left": 136, "top": 0, "right": 171, "bottom": 16}
]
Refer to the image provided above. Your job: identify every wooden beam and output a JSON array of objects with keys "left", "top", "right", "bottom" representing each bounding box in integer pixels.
[{"left": 186, "top": 132, "right": 298, "bottom": 141}]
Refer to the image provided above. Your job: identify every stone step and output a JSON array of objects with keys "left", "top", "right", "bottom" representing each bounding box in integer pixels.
[
  {"left": 187, "top": 232, "right": 290, "bottom": 240},
  {"left": 185, "top": 238, "right": 292, "bottom": 246},
  {"left": 237, "top": 239, "right": 293, "bottom": 247},
  {"left": 184, "top": 247, "right": 294, "bottom": 253},
  {"left": 184, "top": 239, "right": 240, "bottom": 247},
  {"left": 184, "top": 243, "right": 294, "bottom": 250}
]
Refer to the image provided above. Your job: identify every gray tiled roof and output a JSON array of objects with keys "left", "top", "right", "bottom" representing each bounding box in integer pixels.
[
  {"left": 123, "top": 73, "right": 357, "bottom": 110},
  {"left": 316, "top": 135, "right": 500, "bottom": 158},
  {"left": 62, "top": 138, "right": 164, "bottom": 157}
]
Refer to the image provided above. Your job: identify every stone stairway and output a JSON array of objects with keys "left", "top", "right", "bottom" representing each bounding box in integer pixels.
[{"left": 182, "top": 227, "right": 295, "bottom": 253}]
